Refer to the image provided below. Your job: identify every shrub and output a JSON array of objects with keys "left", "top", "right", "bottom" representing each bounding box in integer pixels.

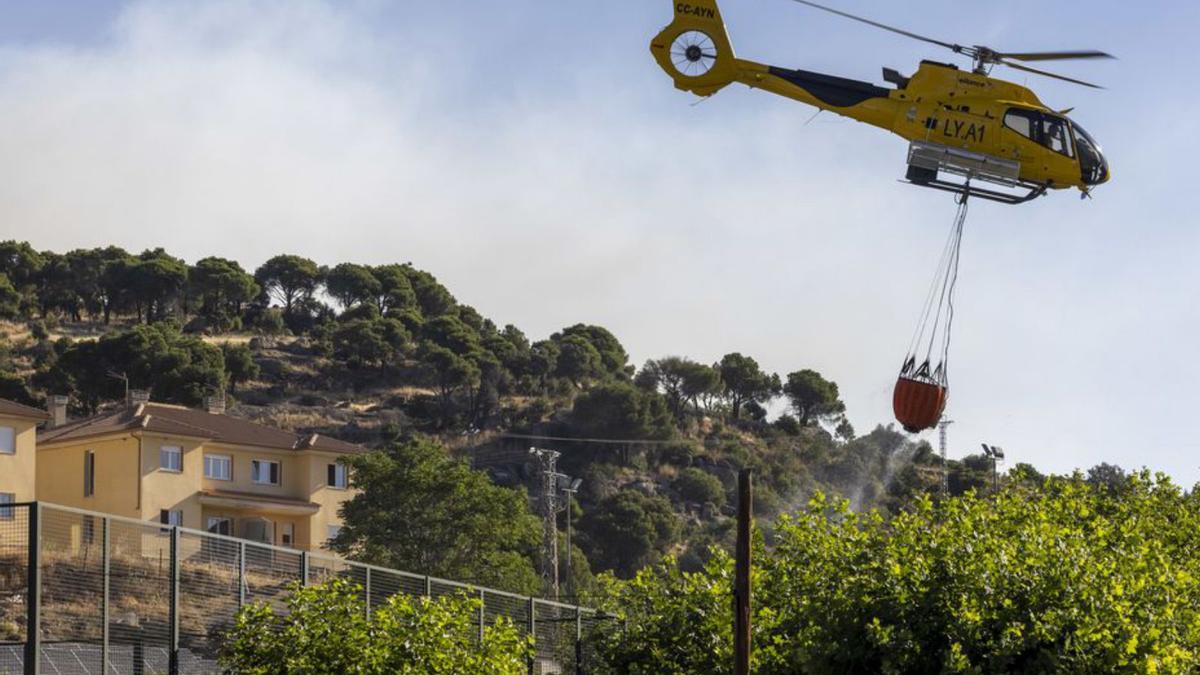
[
  {"left": 673, "top": 467, "right": 726, "bottom": 508},
  {"left": 221, "top": 578, "right": 531, "bottom": 674}
]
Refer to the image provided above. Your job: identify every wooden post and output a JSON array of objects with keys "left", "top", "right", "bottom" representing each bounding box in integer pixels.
[{"left": 734, "top": 469, "right": 752, "bottom": 675}]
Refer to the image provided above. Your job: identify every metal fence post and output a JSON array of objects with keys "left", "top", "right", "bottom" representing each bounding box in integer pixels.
[
  {"left": 102, "top": 516, "right": 110, "bottom": 672},
  {"left": 527, "top": 597, "right": 536, "bottom": 675},
  {"left": 365, "top": 567, "right": 372, "bottom": 620},
  {"left": 24, "top": 502, "right": 40, "bottom": 675},
  {"left": 238, "top": 540, "right": 246, "bottom": 608},
  {"left": 479, "top": 589, "right": 486, "bottom": 643},
  {"left": 575, "top": 607, "right": 583, "bottom": 675},
  {"left": 424, "top": 574, "right": 432, "bottom": 598},
  {"left": 169, "top": 527, "right": 180, "bottom": 675},
  {"left": 300, "top": 551, "right": 309, "bottom": 586}
]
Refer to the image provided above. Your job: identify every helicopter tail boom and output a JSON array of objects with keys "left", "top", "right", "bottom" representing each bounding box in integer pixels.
[{"left": 650, "top": 1, "right": 738, "bottom": 96}]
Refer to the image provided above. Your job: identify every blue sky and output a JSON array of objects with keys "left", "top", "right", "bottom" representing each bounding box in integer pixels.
[{"left": 2, "top": 1, "right": 1198, "bottom": 482}]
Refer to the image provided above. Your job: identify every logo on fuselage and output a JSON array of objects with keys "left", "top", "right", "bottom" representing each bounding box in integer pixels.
[{"left": 676, "top": 3, "right": 716, "bottom": 19}]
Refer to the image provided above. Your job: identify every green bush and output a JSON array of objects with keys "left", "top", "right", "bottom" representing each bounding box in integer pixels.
[
  {"left": 594, "top": 473, "right": 1200, "bottom": 674},
  {"left": 673, "top": 467, "right": 726, "bottom": 507},
  {"left": 221, "top": 578, "right": 531, "bottom": 674}
]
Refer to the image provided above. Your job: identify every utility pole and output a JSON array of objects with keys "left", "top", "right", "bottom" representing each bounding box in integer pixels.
[
  {"left": 530, "top": 447, "right": 562, "bottom": 599},
  {"left": 937, "top": 419, "right": 954, "bottom": 497}
]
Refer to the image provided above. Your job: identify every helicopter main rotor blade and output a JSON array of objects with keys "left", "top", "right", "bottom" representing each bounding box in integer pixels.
[
  {"left": 1000, "top": 59, "right": 1104, "bottom": 89},
  {"left": 997, "top": 49, "right": 1115, "bottom": 62},
  {"left": 786, "top": 0, "right": 965, "bottom": 54}
]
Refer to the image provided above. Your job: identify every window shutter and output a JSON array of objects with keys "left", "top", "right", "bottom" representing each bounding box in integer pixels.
[
  {"left": 160, "top": 510, "right": 169, "bottom": 525},
  {"left": 271, "top": 462, "right": 280, "bottom": 485},
  {"left": 328, "top": 464, "right": 336, "bottom": 486}
]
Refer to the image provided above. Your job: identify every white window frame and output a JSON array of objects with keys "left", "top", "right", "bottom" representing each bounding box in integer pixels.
[
  {"left": 160, "top": 445, "right": 183, "bottom": 473},
  {"left": 327, "top": 524, "right": 342, "bottom": 541},
  {"left": 251, "top": 459, "right": 281, "bottom": 486},
  {"left": 328, "top": 463, "right": 348, "bottom": 490},
  {"left": 280, "top": 522, "right": 295, "bottom": 547},
  {"left": 159, "top": 509, "right": 183, "bottom": 527},
  {"left": 0, "top": 426, "right": 14, "bottom": 455},
  {"left": 0, "top": 492, "right": 14, "bottom": 520},
  {"left": 204, "top": 454, "right": 232, "bottom": 481},
  {"left": 207, "top": 516, "right": 232, "bottom": 535}
]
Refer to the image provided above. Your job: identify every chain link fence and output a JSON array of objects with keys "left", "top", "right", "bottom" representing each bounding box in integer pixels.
[{"left": 0, "top": 503, "right": 607, "bottom": 674}]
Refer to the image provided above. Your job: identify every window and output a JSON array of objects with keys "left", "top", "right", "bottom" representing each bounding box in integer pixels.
[
  {"left": 1005, "top": 108, "right": 1074, "bottom": 157},
  {"left": 327, "top": 463, "right": 348, "bottom": 489},
  {"left": 1003, "top": 108, "right": 1037, "bottom": 139},
  {"left": 0, "top": 426, "right": 14, "bottom": 454},
  {"left": 207, "top": 516, "right": 232, "bottom": 535},
  {"left": 251, "top": 459, "right": 281, "bottom": 485},
  {"left": 281, "top": 522, "right": 295, "bottom": 547},
  {"left": 159, "top": 509, "right": 183, "bottom": 527},
  {"left": 1039, "top": 115, "right": 1074, "bottom": 157},
  {"left": 0, "top": 493, "right": 13, "bottom": 520},
  {"left": 84, "top": 450, "right": 95, "bottom": 497},
  {"left": 327, "top": 525, "right": 342, "bottom": 541},
  {"left": 160, "top": 445, "right": 182, "bottom": 472},
  {"left": 204, "top": 454, "right": 232, "bottom": 481}
]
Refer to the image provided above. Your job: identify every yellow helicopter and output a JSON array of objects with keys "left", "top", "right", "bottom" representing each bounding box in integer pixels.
[{"left": 651, "top": 0, "right": 1113, "bottom": 204}]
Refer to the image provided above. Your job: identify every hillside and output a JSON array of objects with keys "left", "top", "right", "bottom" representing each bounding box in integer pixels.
[{"left": 0, "top": 241, "right": 1012, "bottom": 583}]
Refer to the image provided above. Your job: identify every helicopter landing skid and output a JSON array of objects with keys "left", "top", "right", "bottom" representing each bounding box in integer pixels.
[{"left": 905, "top": 175, "right": 1050, "bottom": 205}]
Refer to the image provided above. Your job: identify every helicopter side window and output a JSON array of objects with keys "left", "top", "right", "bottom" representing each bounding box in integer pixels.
[
  {"left": 1003, "top": 109, "right": 1037, "bottom": 139},
  {"left": 1039, "top": 115, "right": 1074, "bottom": 157}
]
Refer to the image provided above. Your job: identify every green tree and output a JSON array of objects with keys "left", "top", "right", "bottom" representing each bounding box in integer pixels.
[
  {"left": 0, "top": 273, "right": 19, "bottom": 319},
  {"left": 0, "top": 240, "right": 45, "bottom": 314},
  {"left": 371, "top": 263, "right": 418, "bottom": 312},
  {"left": 221, "top": 343, "right": 259, "bottom": 393},
  {"left": 718, "top": 353, "right": 780, "bottom": 420},
  {"left": 126, "top": 250, "right": 188, "bottom": 323},
  {"left": 333, "top": 318, "right": 409, "bottom": 368},
  {"left": 43, "top": 323, "right": 225, "bottom": 411},
  {"left": 254, "top": 254, "right": 321, "bottom": 314},
  {"left": 555, "top": 334, "right": 603, "bottom": 387},
  {"left": 578, "top": 490, "right": 680, "bottom": 577},
  {"left": 570, "top": 382, "right": 674, "bottom": 441},
  {"left": 553, "top": 324, "right": 630, "bottom": 378},
  {"left": 404, "top": 266, "right": 457, "bottom": 317},
  {"left": 332, "top": 437, "right": 541, "bottom": 594},
  {"left": 597, "top": 476, "right": 1200, "bottom": 674},
  {"left": 782, "top": 368, "right": 845, "bottom": 427},
  {"left": 221, "top": 578, "right": 531, "bottom": 675},
  {"left": 325, "top": 262, "right": 382, "bottom": 310},
  {"left": 189, "top": 257, "right": 259, "bottom": 330}
]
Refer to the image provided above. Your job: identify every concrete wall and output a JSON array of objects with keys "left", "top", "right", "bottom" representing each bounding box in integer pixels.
[
  {"left": 37, "top": 434, "right": 142, "bottom": 519},
  {"left": 0, "top": 416, "right": 40, "bottom": 502}
]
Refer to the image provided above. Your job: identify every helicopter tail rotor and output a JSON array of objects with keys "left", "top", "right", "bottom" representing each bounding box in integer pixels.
[{"left": 650, "top": 1, "right": 738, "bottom": 97}]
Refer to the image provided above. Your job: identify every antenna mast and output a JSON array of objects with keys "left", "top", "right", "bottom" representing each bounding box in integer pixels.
[
  {"left": 937, "top": 419, "right": 954, "bottom": 496},
  {"left": 529, "top": 447, "right": 562, "bottom": 599}
]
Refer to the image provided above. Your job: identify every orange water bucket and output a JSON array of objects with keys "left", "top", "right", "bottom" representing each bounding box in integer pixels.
[{"left": 892, "top": 376, "right": 947, "bottom": 433}]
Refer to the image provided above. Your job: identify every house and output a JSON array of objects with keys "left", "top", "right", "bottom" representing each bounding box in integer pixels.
[
  {"left": 35, "top": 391, "right": 362, "bottom": 551},
  {"left": 0, "top": 398, "right": 50, "bottom": 507}
]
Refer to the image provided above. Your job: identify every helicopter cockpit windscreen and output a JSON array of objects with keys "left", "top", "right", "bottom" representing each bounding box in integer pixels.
[{"left": 1071, "top": 121, "right": 1109, "bottom": 185}]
